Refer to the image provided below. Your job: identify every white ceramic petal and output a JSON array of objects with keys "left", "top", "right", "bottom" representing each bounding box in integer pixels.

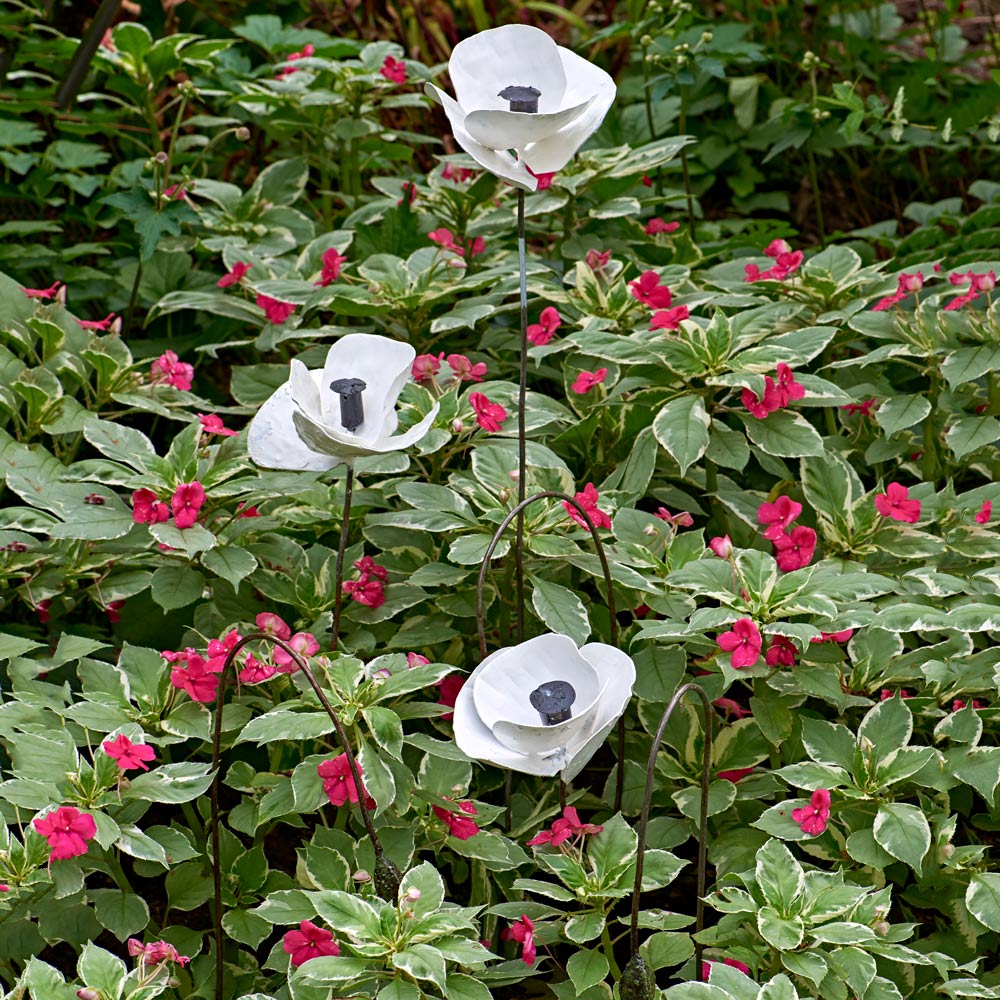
[
  {"left": 473, "top": 634, "right": 603, "bottom": 756},
  {"left": 319, "top": 333, "right": 415, "bottom": 442},
  {"left": 247, "top": 382, "right": 340, "bottom": 472},
  {"left": 291, "top": 407, "right": 384, "bottom": 460},
  {"left": 425, "top": 84, "right": 537, "bottom": 191},
  {"left": 369, "top": 404, "right": 440, "bottom": 453},
  {"left": 464, "top": 100, "right": 593, "bottom": 152},
  {"left": 289, "top": 359, "right": 322, "bottom": 420},
  {"left": 448, "top": 25, "right": 566, "bottom": 114},
  {"left": 559, "top": 643, "right": 636, "bottom": 782},
  {"left": 519, "top": 48, "right": 616, "bottom": 173}
]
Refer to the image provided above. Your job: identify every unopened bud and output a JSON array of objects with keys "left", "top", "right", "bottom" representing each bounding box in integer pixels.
[
  {"left": 873, "top": 920, "right": 890, "bottom": 936},
  {"left": 509, "top": 469, "right": 520, "bottom": 481},
  {"left": 643, "top": 524, "right": 657, "bottom": 536},
  {"left": 700, "top": 31, "right": 713, "bottom": 44},
  {"left": 874, "top": 904, "right": 889, "bottom": 919},
  {"left": 451, "top": 418, "right": 464, "bottom": 434},
  {"left": 941, "top": 843, "right": 954, "bottom": 859},
  {"left": 405, "top": 886, "right": 421, "bottom": 901},
  {"left": 77, "top": 990, "right": 100, "bottom": 1000},
  {"left": 235, "top": 126, "right": 251, "bottom": 141},
  {"left": 353, "top": 869, "right": 371, "bottom": 883},
  {"left": 640, "top": 34, "right": 654, "bottom": 46},
  {"left": 498, "top": 487, "right": 511, "bottom": 503},
  {"left": 859, "top": 736, "right": 875, "bottom": 752},
  {"left": 154, "top": 151, "right": 168, "bottom": 164}
]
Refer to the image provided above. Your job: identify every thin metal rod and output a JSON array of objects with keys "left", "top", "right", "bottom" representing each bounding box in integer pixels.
[
  {"left": 629, "top": 681, "right": 712, "bottom": 981},
  {"left": 210, "top": 631, "right": 387, "bottom": 996},
  {"left": 55, "top": 0, "right": 124, "bottom": 110},
  {"left": 331, "top": 464, "right": 354, "bottom": 651},
  {"left": 475, "top": 490, "right": 618, "bottom": 659},
  {"left": 515, "top": 188, "right": 528, "bottom": 644}
]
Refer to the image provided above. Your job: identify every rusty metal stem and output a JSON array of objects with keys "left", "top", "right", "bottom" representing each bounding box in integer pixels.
[
  {"left": 629, "top": 681, "right": 712, "bottom": 978},
  {"left": 515, "top": 187, "right": 528, "bottom": 644},
  {"left": 55, "top": 0, "right": 124, "bottom": 109},
  {"left": 211, "top": 631, "right": 381, "bottom": 996},
  {"left": 331, "top": 464, "right": 354, "bottom": 652}
]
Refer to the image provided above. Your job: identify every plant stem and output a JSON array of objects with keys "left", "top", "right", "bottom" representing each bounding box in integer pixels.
[
  {"left": 331, "top": 465, "right": 355, "bottom": 652},
  {"left": 515, "top": 188, "right": 527, "bottom": 643},
  {"left": 602, "top": 922, "right": 623, "bottom": 979},
  {"left": 806, "top": 144, "right": 826, "bottom": 245}
]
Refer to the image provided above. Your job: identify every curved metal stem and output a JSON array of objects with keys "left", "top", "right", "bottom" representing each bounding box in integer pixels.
[
  {"left": 628, "top": 681, "right": 712, "bottom": 981},
  {"left": 210, "top": 631, "right": 392, "bottom": 997},
  {"left": 475, "top": 490, "right": 622, "bottom": 809},
  {"left": 515, "top": 188, "right": 528, "bottom": 643},
  {"left": 330, "top": 464, "right": 355, "bottom": 652}
]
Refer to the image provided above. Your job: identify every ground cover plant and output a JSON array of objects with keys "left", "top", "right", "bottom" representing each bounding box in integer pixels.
[{"left": 1, "top": 1, "right": 1000, "bottom": 999}]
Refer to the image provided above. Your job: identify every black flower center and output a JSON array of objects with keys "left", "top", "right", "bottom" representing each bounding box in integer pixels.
[
  {"left": 330, "top": 377, "right": 367, "bottom": 431},
  {"left": 530, "top": 680, "right": 576, "bottom": 725},
  {"left": 499, "top": 85, "right": 540, "bottom": 114}
]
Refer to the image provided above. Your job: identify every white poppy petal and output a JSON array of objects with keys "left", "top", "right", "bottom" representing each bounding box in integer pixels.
[
  {"left": 247, "top": 382, "right": 340, "bottom": 472},
  {"left": 464, "top": 100, "right": 593, "bottom": 152},
  {"left": 289, "top": 359, "right": 322, "bottom": 420},
  {"left": 453, "top": 665, "right": 565, "bottom": 777},
  {"left": 369, "top": 403, "right": 440, "bottom": 453},
  {"left": 448, "top": 25, "right": 566, "bottom": 113},
  {"left": 519, "top": 48, "right": 616, "bottom": 173},
  {"left": 320, "top": 333, "right": 414, "bottom": 438},
  {"left": 559, "top": 643, "right": 636, "bottom": 782},
  {"left": 425, "top": 83, "right": 537, "bottom": 191}
]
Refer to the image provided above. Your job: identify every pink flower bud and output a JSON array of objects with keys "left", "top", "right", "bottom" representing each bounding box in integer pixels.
[
  {"left": 709, "top": 535, "right": 733, "bottom": 558},
  {"left": 451, "top": 418, "right": 464, "bottom": 434},
  {"left": 77, "top": 991, "right": 100, "bottom": 1000}
]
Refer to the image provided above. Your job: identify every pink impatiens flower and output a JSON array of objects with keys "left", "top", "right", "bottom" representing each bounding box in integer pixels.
[
  {"left": 527, "top": 167, "right": 556, "bottom": 189},
  {"left": 317, "top": 754, "right": 375, "bottom": 809},
  {"left": 412, "top": 352, "right": 443, "bottom": 383},
  {"left": 773, "top": 525, "right": 817, "bottom": 572},
  {"left": 128, "top": 939, "right": 190, "bottom": 966},
  {"left": 757, "top": 495, "right": 803, "bottom": 540},
  {"left": 773, "top": 363, "right": 805, "bottom": 407},
  {"left": 708, "top": 535, "right": 733, "bottom": 559},
  {"left": 442, "top": 162, "right": 474, "bottom": 183},
  {"left": 563, "top": 483, "right": 612, "bottom": 530},
  {"left": 585, "top": 249, "right": 611, "bottom": 272},
  {"left": 343, "top": 578, "right": 386, "bottom": 608},
  {"left": 874, "top": 482, "right": 921, "bottom": 523},
  {"left": 526, "top": 306, "right": 562, "bottom": 346},
  {"left": 527, "top": 806, "right": 603, "bottom": 847},
  {"left": 571, "top": 368, "right": 608, "bottom": 395},
  {"left": 275, "top": 43, "right": 315, "bottom": 78},
  {"left": 765, "top": 635, "right": 797, "bottom": 668},
  {"left": 716, "top": 618, "right": 763, "bottom": 668},
  {"left": 655, "top": 507, "right": 694, "bottom": 528},
  {"left": 198, "top": 413, "right": 237, "bottom": 437},
  {"left": 469, "top": 392, "right": 507, "bottom": 433},
  {"left": 283, "top": 921, "right": 339, "bottom": 968},
  {"left": 217, "top": 262, "right": 252, "bottom": 288},
  {"left": 380, "top": 55, "right": 406, "bottom": 84},
  {"left": 33, "top": 806, "right": 97, "bottom": 861},
  {"left": 102, "top": 734, "right": 156, "bottom": 772},
  {"left": 645, "top": 217, "right": 680, "bottom": 236},
  {"left": 629, "top": 271, "right": 673, "bottom": 309},
  {"left": 975, "top": 500, "right": 992, "bottom": 525},
  {"left": 649, "top": 305, "right": 690, "bottom": 331},
  {"left": 131, "top": 488, "right": 170, "bottom": 525},
  {"left": 741, "top": 378, "right": 780, "bottom": 419},
  {"left": 447, "top": 354, "right": 487, "bottom": 382},
  {"left": 274, "top": 632, "right": 320, "bottom": 672},
  {"left": 812, "top": 629, "right": 853, "bottom": 644},
  {"left": 703, "top": 958, "right": 751, "bottom": 979},
  {"left": 169, "top": 654, "right": 222, "bottom": 703},
  {"left": 150, "top": 350, "right": 194, "bottom": 391},
  {"left": 315, "top": 247, "right": 347, "bottom": 287},
  {"left": 432, "top": 800, "right": 480, "bottom": 840},
  {"left": 171, "top": 481, "right": 206, "bottom": 530},
  {"left": 503, "top": 915, "right": 536, "bottom": 966},
  {"left": 75, "top": 312, "right": 118, "bottom": 332},
  {"left": 256, "top": 294, "right": 296, "bottom": 324},
  {"left": 842, "top": 398, "right": 877, "bottom": 417},
  {"left": 436, "top": 674, "right": 465, "bottom": 720},
  {"left": 791, "top": 788, "right": 831, "bottom": 836},
  {"left": 22, "top": 280, "right": 64, "bottom": 301},
  {"left": 428, "top": 227, "right": 464, "bottom": 255}
]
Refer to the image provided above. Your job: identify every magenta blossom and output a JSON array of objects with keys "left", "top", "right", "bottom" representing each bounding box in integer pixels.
[
  {"left": 33, "top": 806, "right": 97, "bottom": 861},
  {"left": 274, "top": 632, "right": 320, "bottom": 672},
  {"left": 380, "top": 55, "right": 406, "bottom": 84},
  {"left": 412, "top": 352, "right": 444, "bottom": 383},
  {"left": 527, "top": 306, "right": 562, "bottom": 346},
  {"left": 791, "top": 788, "right": 831, "bottom": 835},
  {"left": 563, "top": 483, "right": 612, "bottom": 530},
  {"left": 132, "top": 488, "right": 170, "bottom": 525},
  {"left": 976, "top": 500, "right": 992, "bottom": 524},
  {"left": 432, "top": 800, "right": 480, "bottom": 840},
  {"left": 150, "top": 350, "right": 194, "bottom": 391},
  {"left": 716, "top": 618, "right": 763, "bottom": 668},
  {"left": 315, "top": 247, "right": 347, "bottom": 287},
  {"left": 708, "top": 535, "right": 733, "bottom": 559},
  {"left": 571, "top": 368, "right": 608, "bottom": 395},
  {"left": 217, "top": 262, "right": 252, "bottom": 288},
  {"left": 198, "top": 413, "right": 237, "bottom": 436},
  {"left": 447, "top": 354, "right": 487, "bottom": 382},
  {"left": 773, "top": 525, "right": 817, "bottom": 572},
  {"left": 874, "top": 482, "right": 921, "bottom": 523},
  {"left": 742, "top": 378, "right": 780, "bottom": 419},
  {"left": 765, "top": 635, "right": 797, "bottom": 667},
  {"left": 650, "top": 305, "right": 690, "bottom": 331},
  {"left": 469, "top": 392, "right": 507, "bottom": 433},
  {"left": 256, "top": 294, "right": 296, "bottom": 324},
  {"left": 502, "top": 915, "right": 536, "bottom": 966},
  {"left": 283, "top": 921, "right": 339, "bottom": 968},
  {"left": 629, "top": 271, "right": 672, "bottom": 309},
  {"left": 645, "top": 218, "right": 680, "bottom": 236},
  {"left": 527, "top": 806, "right": 603, "bottom": 847},
  {"left": 757, "top": 495, "right": 802, "bottom": 540},
  {"left": 102, "top": 734, "right": 156, "bottom": 772},
  {"left": 171, "top": 481, "right": 206, "bottom": 530}
]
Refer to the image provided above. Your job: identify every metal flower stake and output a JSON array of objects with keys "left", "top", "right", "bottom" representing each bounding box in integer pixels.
[
  {"left": 426, "top": 24, "right": 616, "bottom": 640},
  {"left": 621, "top": 683, "right": 713, "bottom": 1000},
  {"left": 210, "top": 633, "right": 403, "bottom": 997},
  {"left": 248, "top": 333, "right": 438, "bottom": 649},
  {"left": 462, "top": 490, "right": 634, "bottom": 823}
]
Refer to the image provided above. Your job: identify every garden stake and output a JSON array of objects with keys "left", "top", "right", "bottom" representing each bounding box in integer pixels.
[
  {"left": 514, "top": 186, "right": 529, "bottom": 644},
  {"left": 211, "top": 632, "right": 400, "bottom": 998},
  {"left": 55, "top": 0, "right": 124, "bottom": 110},
  {"left": 624, "top": 682, "right": 712, "bottom": 996},
  {"left": 331, "top": 464, "right": 355, "bottom": 651},
  {"left": 476, "top": 490, "right": 621, "bottom": 820}
]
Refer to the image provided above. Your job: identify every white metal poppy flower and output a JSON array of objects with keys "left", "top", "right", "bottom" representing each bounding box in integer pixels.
[
  {"left": 248, "top": 333, "right": 439, "bottom": 471},
  {"left": 425, "top": 24, "right": 616, "bottom": 191},
  {"left": 453, "top": 633, "right": 635, "bottom": 781}
]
